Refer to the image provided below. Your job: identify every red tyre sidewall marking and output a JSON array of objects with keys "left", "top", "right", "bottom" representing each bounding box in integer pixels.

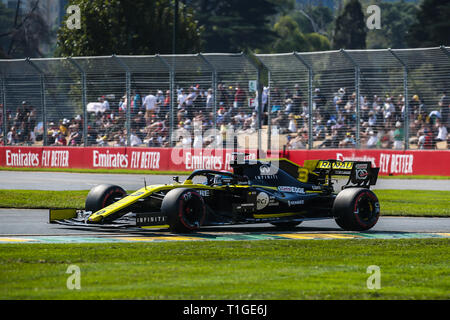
[
  {"left": 102, "top": 188, "right": 123, "bottom": 208},
  {"left": 354, "top": 191, "right": 379, "bottom": 228},
  {"left": 178, "top": 191, "right": 205, "bottom": 230}
]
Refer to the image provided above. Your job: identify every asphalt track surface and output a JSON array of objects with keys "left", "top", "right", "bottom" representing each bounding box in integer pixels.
[
  {"left": 0, "top": 171, "right": 449, "bottom": 191},
  {"left": 0, "top": 208, "right": 449, "bottom": 243},
  {"left": 0, "top": 171, "right": 448, "bottom": 242}
]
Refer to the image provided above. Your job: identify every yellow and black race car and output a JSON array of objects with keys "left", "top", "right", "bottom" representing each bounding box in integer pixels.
[{"left": 49, "top": 155, "right": 381, "bottom": 233}]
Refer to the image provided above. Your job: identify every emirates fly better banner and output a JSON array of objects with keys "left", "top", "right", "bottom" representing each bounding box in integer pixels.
[{"left": 0, "top": 146, "right": 449, "bottom": 176}]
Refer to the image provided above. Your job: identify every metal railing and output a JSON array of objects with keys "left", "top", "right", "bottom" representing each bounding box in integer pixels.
[{"left": 1, "top": 47, "right": 449, "bottom": 151}]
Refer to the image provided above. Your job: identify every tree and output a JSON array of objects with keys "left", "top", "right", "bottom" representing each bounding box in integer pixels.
[
  {"left": 365, "top": 2, "right": 419, "bottom": 49},
  {"left": 332, "top": 0, "right": 366, "bottom": 49},
  {"left": 56, "top": 0, "right": 203, "bottom": 57},
  {"left": 269, "top": 15, "right": 330, "bottom": 53},
  {"left": 271, "top": 15, "right": 310, "bottom": 52},
  {"left": 0, "top": 3, "right": 14, "bottom": 58},
  {"left": 0, "top": 0, "right": 51, "bottom": 58},
  {"left": 189, "top": 0, "right": 279, "bottom": 52},
  {"left": 292, "top": 5, "right": 334, "bottom": 37},
  {"left": 407, "top": 0, "right": 450, "bottom": 48}
]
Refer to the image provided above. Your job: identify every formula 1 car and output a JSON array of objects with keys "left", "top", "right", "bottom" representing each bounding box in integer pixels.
[{"left": 49, "top": 155, "right": 381, "bottom": 233}]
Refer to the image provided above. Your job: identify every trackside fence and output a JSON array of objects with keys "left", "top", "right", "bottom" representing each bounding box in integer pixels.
[{"left": 0, "top": 47, "right": 449, "bottom": 152}]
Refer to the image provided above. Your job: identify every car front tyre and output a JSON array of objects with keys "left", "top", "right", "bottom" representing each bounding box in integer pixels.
[
  {"left": 85, "top": 184, "right": 126, "bottom": 213},
  {"left": 161, "top": 188, "right": 206, "bottom": 233}
]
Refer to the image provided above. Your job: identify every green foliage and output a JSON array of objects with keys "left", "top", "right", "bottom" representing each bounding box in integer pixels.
[
  {"left": 333, "top": 0, "right": 367, "bottom": 49},
  {"left": 304, "top": 32, "right": 332, "bottom": 52},
  {"left": 365, "top": 1, "right": 419, "bottom": 49},
  {"left": 190, "top": 0, "right": 279, "bottom": 52},
  {"left": 0, "top": 3, "right": 14, "bottom": 58},
  {"left": 292, "top": 5, "right": 334, "bottom": 36},
  {"left": 407, "top": 0, "right": 450, "bottom": 47},
  {"left": 269, "top": 15, "right": 331, "bottom": 53},
  {"left": 55, "top": 0, "right": 202, "bottom": 57},
  {"left": 0, "top": 1, "right": 51, "bottom": 58}
]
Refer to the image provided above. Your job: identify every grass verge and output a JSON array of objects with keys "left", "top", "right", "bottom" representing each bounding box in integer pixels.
[
  {"left": 0, "top": 189, "right": 448, "bottom": 217},
  {"left": 0, "top": 239, "right": 448, "bottom": 299},
  {"left": 373, "top": 190, "right": 450, "bottom": 217}
]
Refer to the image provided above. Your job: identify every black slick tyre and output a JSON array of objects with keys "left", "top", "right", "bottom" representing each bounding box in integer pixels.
[
  {"left": 161, "top": 188, "right": 206, "bottom": 233},
  {"left": 85, "top": 184, "right": 126, "bottom": 213},
  {"left": 333, "top": 187, "right": 380, "bottom": 231}
]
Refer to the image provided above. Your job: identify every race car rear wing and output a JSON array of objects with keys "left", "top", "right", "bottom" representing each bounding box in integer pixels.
[{"left": 306, "top": 159, "right": 379, "bottom": 189}]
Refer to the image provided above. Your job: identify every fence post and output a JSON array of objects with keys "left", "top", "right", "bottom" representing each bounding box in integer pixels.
[
  {"left": 340, "top": 49, "right": 361, "bottom": 149},
  {"left": 67, "top": 57, "right": 88, "bottom": 146},
  {"left": 198, "top": 53, "right": 217, "bottom": 130},
  {"left": 156, "top": 54, "right": 174, "bottom": 147},
  {"left": 389, "top": 48, "right": 409, "bottom": 150},
  {"left": 441, "top": 45, "right": 450, "bottom": 58},
  {"left": 243, "top": 52, "right": 264, "bottom": 155},
  {"left": 26, "top": 58, "right": 48, "bottom": 146},
  {"left": 112, "top": 55, "right": 132, "bottom": 146},
  {"left": 1, "top": 76, "right": 7, "bottom": 145},
  {"left": 252, "top": 55, "right": 272, "bottom": 150},
  {"left": 267, "top": 70, "right": 272, "bottom": 150},
  {"left": 294, "top": 52, "right": 313, "bottom": 149}
]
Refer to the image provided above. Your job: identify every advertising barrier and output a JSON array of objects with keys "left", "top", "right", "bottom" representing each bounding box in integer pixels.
[{"left": 0, "top": 147, "right": 449, "bottom": 176}]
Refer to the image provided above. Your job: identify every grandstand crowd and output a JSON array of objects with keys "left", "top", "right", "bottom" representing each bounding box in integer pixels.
[{"left": 1, "top": 84, "right": 449, "bottom": 150}]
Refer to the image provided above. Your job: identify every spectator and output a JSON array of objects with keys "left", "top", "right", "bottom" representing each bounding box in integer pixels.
[
  {"left": 438, "top": 91, "right": 449, "bottom": 126},
  {"left": 234, "top": 84, "right": 246, "bottom": 110},
  {"left": 53, "top": 131, "right": 67, "bottom": 146},
  {"left": 366, "top": 130, "right": 378, "bottom": 148},
  {"left": 262, "top": 86, "right": 269, "bottom": 114},
  {"left": 287, "top": 113, "right": 298, "bottom": 133},
  {"left": 7, "top": 126, "right": 18, "bottom": 145},
  {"left": 271, "top": 110, "right": 285, "bottom": 129},
  {"left": 292, "top": 84, "right": 303, "bottom": 114},
  {"left": 206, "top": 88, "right": 214, "bottom": 111},
  {"left": 339, "top": 132, "right": 356, "bottom": 148},
  {"left": 284, "top": 99, "right": 293, "bottom": 115},
  {"left": 383, "top": 97, "right": 395, "bottom": 127},
  {"left": 143, "top": 91, "right": 159, "bottom": 122},
  {"left": 133, "top": 91, "right": 142, "bottom": 112},
  {"left": 163, "top": 90, "right": 171, "bottom": 110},
  {"left": 435, "top": 121, "right": 448, "bottom": 145},
  {"left": 287, "top": 129, "right": 307, "bottom": 149},
  {"left": 418, "top": 127, "right": 434, "bottom": 149},
  {"left": 129, "top": 129, "right": 143, "bottom": 146},
  {"left": 313, "top": 88, "right": 326, "bottom": 112},
  {"left": 313, "top": 119, "right": 326, "bottom": 141},
  {"left": 393, "top": 121, "right": 404, "bottom": 149}
]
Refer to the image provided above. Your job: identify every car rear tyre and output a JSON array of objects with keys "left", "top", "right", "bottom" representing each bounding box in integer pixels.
[
  {"left": 333, "top": 188, "right": 380, "bottom": 231},
  {"left": 85, "top": 184, "right": 126, "bottom": 213},
  {"left": 161, "top": 188, "right": 206, "bottom": 233}
]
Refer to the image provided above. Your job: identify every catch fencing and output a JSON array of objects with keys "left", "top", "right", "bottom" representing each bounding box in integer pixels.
[{"left": 0, "top": 47, "right": 449, "bottom": 152}]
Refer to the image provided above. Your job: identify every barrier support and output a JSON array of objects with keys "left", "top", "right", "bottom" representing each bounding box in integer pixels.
[
  {"left": 112, "top": 55, "right": 132, "bottom": 147},
  {"left": 243, "top": 52, "right": 264, "bottom": 155},
  {"left": 294, "top": 52, "right": 313, "bottom": 149},
  {"left": 156, "top": 54, "right": 174, "bottom": 147},
  {"left": 26, "top": 58, "right": 48, "bottom": 146},
  {"left": 1, "top": 77, "right": 7, "bottom": 145},
  {"left": 340, "top": 49, "right": 361, "bottom": 149},
  {"left": 389, "top": 48, "right": 409, "bottom": 150},
  {"left": 67, "top": 57, "right": 88, "bottom": 146}
]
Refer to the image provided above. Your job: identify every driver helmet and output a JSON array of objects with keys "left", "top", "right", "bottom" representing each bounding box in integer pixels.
[{"left": 213, "top": 174, "right": 223, "bottom": 186}]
